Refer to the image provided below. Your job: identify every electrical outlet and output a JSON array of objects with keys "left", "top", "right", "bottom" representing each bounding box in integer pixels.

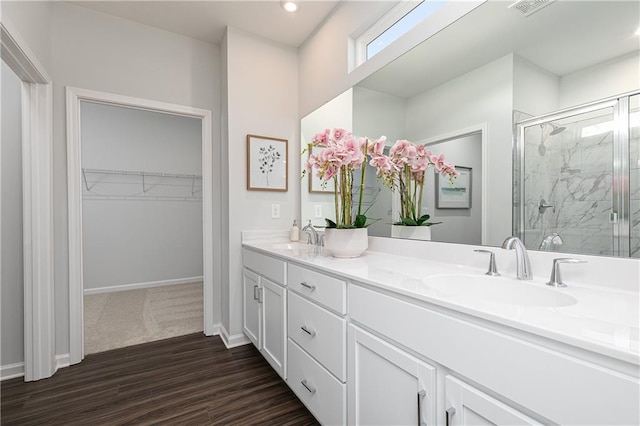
[
  {"left": 314, "top": 205, "right": 322, "bottom": 218},
  {"left": 271, "top": 203, "right": 280, "bottom": 219}
]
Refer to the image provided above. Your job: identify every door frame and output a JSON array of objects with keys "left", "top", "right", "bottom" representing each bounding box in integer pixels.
[
  {"left": 66, "top": 86, "right": 215, "bottom": 365},
  {"left": 1, "top": 18, "right": 56, "bottom": 381}
]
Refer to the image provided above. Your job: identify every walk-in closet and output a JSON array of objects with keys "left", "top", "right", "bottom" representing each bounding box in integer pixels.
[{"left": 80, "top": 101, "right": 204, "bottom": 354}]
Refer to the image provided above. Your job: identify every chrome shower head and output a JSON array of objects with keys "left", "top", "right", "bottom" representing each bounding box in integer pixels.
[{"left": 548, "top": 123, "right": 566, "bottom": 135}]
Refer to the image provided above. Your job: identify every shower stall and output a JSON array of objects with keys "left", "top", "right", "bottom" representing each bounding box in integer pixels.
[{"left": 515, "top": 90, "right": 639, "bottom": 258}]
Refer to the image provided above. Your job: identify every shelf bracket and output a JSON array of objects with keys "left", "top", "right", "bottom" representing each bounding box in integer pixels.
[{"left": 82, "top": 169, "right": 92, "bottom": 191}]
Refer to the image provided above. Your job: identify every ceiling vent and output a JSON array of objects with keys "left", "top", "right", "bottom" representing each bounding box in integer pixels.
[{"left": 508, "top": 0, "right": 556, "bottom": 17}]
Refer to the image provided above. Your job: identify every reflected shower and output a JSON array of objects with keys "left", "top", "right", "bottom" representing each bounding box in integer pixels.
[{"left": 538, "top": 122, "right": 566, "bottom": 155}]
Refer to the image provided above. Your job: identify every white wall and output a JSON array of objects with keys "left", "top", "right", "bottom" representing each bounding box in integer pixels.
[
  {"left": 1, "top": 1, "right": 53, "bottom": 73},
  {"left": 47, "top": 2, "right": 221, "bottom": 356},
  {"left": 298, "top": 1, "right": 395, "bottom": 118},
  {"left": 405, "top": 54, "right": 514, "bottom": 247},
  {"left": 559, "top": 51, "right": 640, "bottom": 108},
  {"left": 513, "top": 54, "right": 560, "bottom": 117},
  {"left": 1, "top": 60, "right": 24, "bottom": 370},
  {"left": 301, "top": 88, "right": 353, "bottom": 228},
  {"left": 224, "top": 27, "right": 298, "bottom": 338},
  {"left": 81, "top": 102, "right": 203, "bottom": 290}
]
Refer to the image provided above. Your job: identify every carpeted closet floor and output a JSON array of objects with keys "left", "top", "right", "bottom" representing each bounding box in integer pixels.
[{"left": 84, "top": 282, "right": 203, "bottom": 354}]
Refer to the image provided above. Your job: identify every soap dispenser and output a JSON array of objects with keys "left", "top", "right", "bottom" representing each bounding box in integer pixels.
[{"left": 290, "top": 220, "right": 299, "bottom": 242}]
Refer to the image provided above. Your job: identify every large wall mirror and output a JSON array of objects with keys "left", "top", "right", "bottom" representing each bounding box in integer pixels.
[{"left": 301, "top": 0, "right": 639, "bottom": 257}]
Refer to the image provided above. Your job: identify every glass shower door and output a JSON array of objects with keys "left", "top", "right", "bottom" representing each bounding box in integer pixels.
[
  {"left": 629, "top": 94, "right": 640, "bottom": 257},
  {"left": 517, "top": 90, "right": 640, "bottom": 258},
  {"left": 521, "top": 104, "right": 617, "bottom": 256}
]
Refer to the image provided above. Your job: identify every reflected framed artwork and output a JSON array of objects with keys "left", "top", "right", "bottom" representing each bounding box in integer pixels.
[
  {"left": 437, "top": 166, "right": 471, "bottom": 208},
  {"left": 247, "top": 134, "right": 288, "bottom": 192},
  {"left": 308, "top": 146, "right": 336, "bottom": 194}
]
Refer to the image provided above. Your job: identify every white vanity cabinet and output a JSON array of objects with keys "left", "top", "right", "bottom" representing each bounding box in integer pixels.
[
  {"left": 286, "top": 263, "right": 347, "bottom": 425},
  {"left": 348, "top": 283, "right": 640, "bottom": 425},
  {"left": 445, "top": 375, "right": 539, "bottom": 426},
  {"left": 348, "top": 325, "right": 436, "bottom": 426},
  {"left": 242, "top": 249, "right": 287, "bottom": 379}
]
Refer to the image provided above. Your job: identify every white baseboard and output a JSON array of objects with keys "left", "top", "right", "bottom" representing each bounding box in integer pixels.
[
  {"left": 206, "top": 322, "right": 221, "bottom": 337},
  {"left": 83, "top": 276, "right": 204, "bottom": 295},
  {"left": 1, "top": 362, "right": 25, "bottom": 381},
  {"left": 219, "top": 324, "right": 251, "bottom": 349},
  {"left": 56, "top": 353, "right": 70, "bottom": 371}
]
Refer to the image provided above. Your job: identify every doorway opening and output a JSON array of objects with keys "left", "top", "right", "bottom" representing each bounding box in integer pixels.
[{"left": 66, "top": 87, "right": 215, "bottom": 364}]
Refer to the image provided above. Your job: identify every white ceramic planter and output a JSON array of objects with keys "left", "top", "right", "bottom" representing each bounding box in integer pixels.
[
  {"left": 391, "top": 225, "right": 432, "bottom": 241},
  {"left": 324, "top": 228, "right": 368, "bottom": 258}
]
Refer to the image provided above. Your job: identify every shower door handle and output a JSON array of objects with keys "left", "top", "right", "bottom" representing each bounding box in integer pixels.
[{"left": 609, "top": 212, "right": 618, "bottom": 223}]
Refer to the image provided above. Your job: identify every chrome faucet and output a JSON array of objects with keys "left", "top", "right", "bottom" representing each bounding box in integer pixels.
[
  {"left": 501, "top": 236, "right": 533, "bottom": 280},
  {"left": 301, "top": 220, "right": 319, "bottom": 245},
  {"left": 539, "top": 233, "right": 563, "bottom": 251}
]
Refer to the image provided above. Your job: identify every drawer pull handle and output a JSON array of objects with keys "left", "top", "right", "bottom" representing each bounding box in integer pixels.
[
  {"left": 253, "top": 285, "right": 259, "bottom": 300},
  {"left": 300, "top": 281, "right": 316, "bottom": 291},
  {"left": 300, "top": 325, "right": 316, "bottom": 337},
  {"left": 417, "top": 390, "right": 426, "bottom": 426},
  {"left": 446, "top": 407, "right": 456, "bottom": 426},
  {"left": 301, "top": 379, "right": 316, "bottom": 395}
]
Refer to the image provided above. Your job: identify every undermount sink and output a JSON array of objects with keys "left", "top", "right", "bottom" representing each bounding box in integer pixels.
[{"left": 420, "top": 274, "right": 577, "bottom": 307}]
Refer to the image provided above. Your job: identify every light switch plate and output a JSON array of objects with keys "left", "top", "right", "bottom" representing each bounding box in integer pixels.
[
  {"left": 314, "top": 205, "right": 322, "bottom": 218},
  {"left": 271, "top": 203, "right": 281, "bottom": 218}
]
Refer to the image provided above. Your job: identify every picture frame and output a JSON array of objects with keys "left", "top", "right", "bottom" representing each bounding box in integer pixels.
[
  {"left": 246, "top": 134, "right": 288, "bottom": 192},
  {"left": 436, "top": 166, "right": 471, "bottom": 209},
  {"left": 308, "top": 146, "right": 336, "bottom": 194}
]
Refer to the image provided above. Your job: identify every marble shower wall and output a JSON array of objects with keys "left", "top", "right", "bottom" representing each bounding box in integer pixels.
[{"left": 523, "top": 110, "right": 617, "bottom": 256}]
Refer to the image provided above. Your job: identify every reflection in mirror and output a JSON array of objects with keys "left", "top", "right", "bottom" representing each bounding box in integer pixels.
[
  {"left": 301, "top": 0, "right": 639, "bottom": 254},
  {"left": 516, "top": 90, "right": 640, "bottom": 258}
]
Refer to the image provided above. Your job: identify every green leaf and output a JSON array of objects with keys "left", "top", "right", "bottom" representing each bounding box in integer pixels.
[
  {"left": 354, "top": 214, "right": 367, "bottom": 228},
  {"left": 402, "top": 217, "right": 418, "bottom": 226},
  {"left": 325, "top": 218, "right": 337, "bottom": 228}
]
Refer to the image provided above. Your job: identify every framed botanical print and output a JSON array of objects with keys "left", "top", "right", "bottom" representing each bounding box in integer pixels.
[{"left": 246, "top": 134, "right": 288, "bottom": 192}]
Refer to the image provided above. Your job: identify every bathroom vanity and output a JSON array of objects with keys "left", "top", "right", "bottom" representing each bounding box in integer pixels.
[{"left": 242, "top": 234, "right": 639, "bottom": 425}]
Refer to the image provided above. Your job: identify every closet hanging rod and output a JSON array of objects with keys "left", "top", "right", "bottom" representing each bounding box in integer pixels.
[{"left": 82, "top": 168, "right": 202, "bottom": 180}]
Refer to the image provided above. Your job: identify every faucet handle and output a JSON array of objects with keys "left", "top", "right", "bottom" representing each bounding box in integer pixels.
[
  {"left": 546, "top": 258, "right": 587, "bottom": 288},
  {"left": 474, "top": 249, "right": 500, "bottom": 276}
]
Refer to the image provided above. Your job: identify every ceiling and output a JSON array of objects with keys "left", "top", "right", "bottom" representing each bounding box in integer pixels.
[
  {"left": 359, "top": 1, "right": 640, "bottom": 98},
  {"left": 69, "top": 0, "right": 341, "bottom": 47}
]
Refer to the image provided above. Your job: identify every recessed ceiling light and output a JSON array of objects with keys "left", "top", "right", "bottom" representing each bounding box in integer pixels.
[{"left": 281, "top": 1, "right": 298, "bottom": 13}]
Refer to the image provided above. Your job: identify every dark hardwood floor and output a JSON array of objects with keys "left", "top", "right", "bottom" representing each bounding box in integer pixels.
[{"left": 1, "top": 333, "right": 319, "bottom": 425}]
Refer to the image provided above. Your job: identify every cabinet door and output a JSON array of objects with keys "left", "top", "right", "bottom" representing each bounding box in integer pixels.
[
  {"left": 348, "top": 325, "right": 436, "bottom": 426},
  {"left": 445, "top": 376, "right": 539, "bottom": 426},
  {"left": 242, "top": 268, "right": 261, "bottom": 349},
  {"left": 261, "top": 277, "right": 287, "bottom": 379}
]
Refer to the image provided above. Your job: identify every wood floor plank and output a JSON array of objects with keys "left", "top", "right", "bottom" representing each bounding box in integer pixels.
[{"left": 1, "top": 333, "right": 319, "bottom": 425}]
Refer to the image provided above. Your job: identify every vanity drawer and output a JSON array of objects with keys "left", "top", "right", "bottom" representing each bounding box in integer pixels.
[
  {"left": 287, "top": 339, "right": 346, "bottom": 426},
  {"left": 242, "top": 248, "right": 286, "bottom": 286},
  {"left": 288, "top": 291, "right": 346, "bottom": 381},
  {"left": 288, "top": 263, "right": 346, "bottom": 314}
]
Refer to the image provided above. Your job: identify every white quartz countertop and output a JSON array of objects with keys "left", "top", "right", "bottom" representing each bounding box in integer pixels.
[{"left": 242, "top": 239, "right": 639, "bottom": 366}]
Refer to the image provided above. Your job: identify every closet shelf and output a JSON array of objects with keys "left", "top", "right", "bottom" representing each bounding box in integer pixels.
[{"left": 82, "top": 168, "right": 203, "bottom": 201}]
